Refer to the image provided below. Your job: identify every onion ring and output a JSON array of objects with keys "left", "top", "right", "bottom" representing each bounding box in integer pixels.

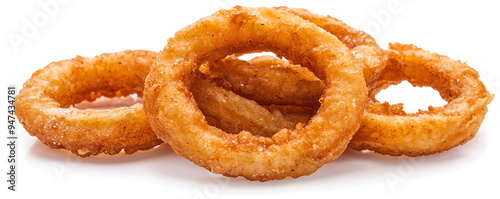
[
  {"left": 15, "top": 50, "right": 164, "bottom": 157},
  {"left": 144, "top": 6, "right": 366, "bottom": 181},
  {"left": 349, "top": 43, "right": 494, "bottom": 156},
  {"left": 274, "top": 6, "right": 386, "bottom": 84}
]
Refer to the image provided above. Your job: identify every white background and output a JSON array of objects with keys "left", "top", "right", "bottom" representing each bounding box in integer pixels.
[{"left": 1, "top": 0, "right": 499, "bottom": 198}]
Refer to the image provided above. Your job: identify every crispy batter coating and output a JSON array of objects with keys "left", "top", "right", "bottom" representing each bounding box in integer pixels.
[
  {"left": 144, "top": 6, "right": 366, "bottom": 181},
  {"left": 349, "top": 43, "right": 494, "bottom": 156},
  {"left": 262, "top": 105, "right": 316, "bottom": 126},
  {"left": 210, "top": 44, "right": 494, "bottom": 156},
  {"left": 274, "top": 6, "right": 386, "bottom": 84},
  {"left": 193, "top": 77, "right": 297, "bottom": 137},
  {"left": 15, "top": 50, "right": 163, "bottom": 157},
  {"left": 203, "top": 56, "right": 324, "bottom": 107},
  {"left": 15, "top": 50, "right": 305, "bottom": 156}
]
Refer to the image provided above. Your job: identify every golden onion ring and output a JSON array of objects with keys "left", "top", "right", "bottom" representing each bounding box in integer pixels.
[
  {"left": 349, "top": 43, "right": 494, "bottom": 156},
  {"left": 15, "top": 50, "right": 163, "bottom": 157},
  {"left": 144, "top": 6, "right": 366, "bottom": 181}
]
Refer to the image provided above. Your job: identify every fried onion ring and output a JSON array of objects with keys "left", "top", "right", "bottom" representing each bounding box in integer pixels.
[
  {"left": 349, "top": 43, "right": 494, "bottom": 156},
  {"left": 15, "top": 50, "right": 164, "bottom": 157},
  {"left": 144, "top": 6, "right": 367, "bottom": 181},
  {"left": 274, "top": 6, "right": 386, "bottom": 83}
]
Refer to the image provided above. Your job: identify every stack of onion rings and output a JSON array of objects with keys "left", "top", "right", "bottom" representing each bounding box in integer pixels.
[
  {"left": 15, "top": 49, "right": 303, "bottom": 157},
  {"left": 207, "top": 43, "right": 494, "bottom": 156},
  {"left": 197, "top": 7, "right": 494, "bottom": 157},
  {"left": 15, "top": 49, "right": 311, "bottom": 158},
  {"left": 143, "top": 6, "right": 367, "bottom": 181},
  {"left": 14, "top": 5, "right": 494, "bottom": 181}
]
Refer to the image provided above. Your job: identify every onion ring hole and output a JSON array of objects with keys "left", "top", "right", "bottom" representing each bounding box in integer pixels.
[
  {"left": 237, "top": 51, "right": 283, "bottom": 61},
  {"left": 375, "top": 80, "right": 447, "bottom": 113},
  {"left": 197, "top": 53, "right": 322, "bottom": 137},
  {"left": 73, "top": 94, "right": 143, "bottom": 110}
]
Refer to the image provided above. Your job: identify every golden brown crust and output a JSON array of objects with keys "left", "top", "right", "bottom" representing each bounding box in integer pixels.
[
  {"left": 192, "top": 77, "right": 297, "bottom": 137},
  {"left": 206, "top": 43, "right": 494, "bottom": 156},
  {"left": 203, "top": 56, "right": 324, "bottom": 107},
  {"left": 349, "top": 43, "right": 494, "bottom": 156},
  {"left": 274, "top": 6, "right": 386, "bottom": 84},
  {"left": 144, "top": 6, "right": 366, "bottom": 181},
  {"left": 15, "top": 50, "right": 163, "bottom": 157}
]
